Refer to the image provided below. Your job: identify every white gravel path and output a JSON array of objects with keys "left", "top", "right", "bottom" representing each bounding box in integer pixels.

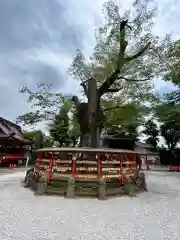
[{"left": 0, "top": 171, "right": 180, "bottom": 240}]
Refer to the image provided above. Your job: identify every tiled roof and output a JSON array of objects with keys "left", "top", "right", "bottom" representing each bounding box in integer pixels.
[
  {"left": 135, "top": 141, "right": 153, "bottom": 149},
  {"left": 102, "top": 134, "right": 136, "bottom": 140},
  {"left": 0, "top": 117, "right": 32, "bottom": 143}
]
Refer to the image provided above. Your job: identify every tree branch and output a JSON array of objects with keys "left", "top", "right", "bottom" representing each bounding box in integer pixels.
[
  {"left": 80, "top": 82, "right": 88, "bottom": 97},
  {"left": 98, "top": 20, "right": 128, "bottom": 97},
  {"left": 106, "top": 88, "right": 123, "bottom": 92},
  {"left": 118, "top": 76, "right": 150, "bottom": 82},
  {"left": 125, "top": 42, "right": 151, "bottom": 61},
  {"left": 80, "top": 77, "right": 96, "bottom": 98},
  {"left": 98, "top": 70, "right": 120, "bottom": 97},
  {"left": 103, "top": 105, "right": 126, "bottom": 112}
]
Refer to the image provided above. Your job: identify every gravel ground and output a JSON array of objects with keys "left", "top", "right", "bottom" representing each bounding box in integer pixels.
[
  {"left": 0, "top": 167, "right": 26, "bottom": 175},
  {"left": 0, "top": 171, "right": 180, "bottom": 240}
]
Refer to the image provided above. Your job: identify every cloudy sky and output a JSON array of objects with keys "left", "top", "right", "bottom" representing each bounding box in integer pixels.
[{"left": 0, "top": 0, "right": 179, "bottom": 127}]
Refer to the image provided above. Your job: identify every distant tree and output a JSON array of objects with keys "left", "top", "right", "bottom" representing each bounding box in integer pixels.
[
  {"left": 68, "top": 114, "right": 80, "bottom": 147},
  {"left": 43, "top": 135, "right": 53, "bottom": 148},
  {"left": 49, "top": 100, "right": 80, "bottom": 147},
  {"left": 49, "top": 113, "right": 69, "bottom": 147},
  {"left": 142, "top": 120, "right": 159, "bottom": 149},
  {"left": 160, "top": 122, "right": 180, "bottom": 152},
  {"left": 154, "top": 99, "right": 180, "bottom": 152},
  {"left": 49, "top": 101, "right": 71, "bottom": 147},
  {"left": 23, "top": 130, "right": 52, "bottom": 148}
]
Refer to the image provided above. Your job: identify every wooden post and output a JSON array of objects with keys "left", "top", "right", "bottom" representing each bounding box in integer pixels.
[
  {"left": 72, "top": 154, "right": 76, "bottom": 177},
  {"left": 48, "top": 151, "right": 54, "bottom": 183},
  {"left": 120, "top": 152, "right": 124, "bottom": 185}
]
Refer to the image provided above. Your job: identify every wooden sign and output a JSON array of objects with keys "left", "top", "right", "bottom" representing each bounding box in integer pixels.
[
  {"left": 102, "top": 174, "right": 120, "bottom": 179},
  {"left": 53, "top": 167, "right": 71, "bottom": 172},
  {"left": 76, "top": 167, "right": 97, "bottom": 171},
  {"left": 101, "top": 160, "right": 119, "bottom": 164},
  {"left": 101, "top": 167, "right": 119, "bottom": 172},
  {"left": 76, "top": 174, "right": 97, "bottom": 179}
]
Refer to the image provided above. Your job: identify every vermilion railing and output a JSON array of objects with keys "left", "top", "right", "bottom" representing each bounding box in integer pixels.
[
  {"left": 119, "top": 152, "right": 124, "bottom": 184},
  {"left": 48, "top": 152, "right": 54, "bottom": 183},
  {"left": 36, "top": 151, "right": 42, "bottom": 180},
  {"left": 72, "top": 154, "right": 76, "bottom": 177},
  {"left": 97, "top": 152, "right": 101, "bottom": 179},
  {"left": 169, "top": 166, "right": 180, "bottom": 171},
  {"left": 35, "top": 150, "right": 139, "bottom": 184}
]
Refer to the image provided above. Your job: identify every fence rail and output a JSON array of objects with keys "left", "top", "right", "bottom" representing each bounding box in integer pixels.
[{"left": 34, "top": 149, "right": 141, "bottom": 185}]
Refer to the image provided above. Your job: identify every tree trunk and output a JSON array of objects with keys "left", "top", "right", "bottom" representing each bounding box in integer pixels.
[
  {"left": 90, "top": 99, "right": 100, "bottom": 148},
  {"left": 90, "top": 127, "right": 99, "bottom": 148},
  {"left": 79, "top": 134, "right": 83, "bottom": 147},
  {"left": 88, "top": 78, "right": 100, "bottom": 148}
]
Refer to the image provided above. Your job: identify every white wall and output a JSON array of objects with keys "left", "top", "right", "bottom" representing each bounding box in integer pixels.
[{"left": 135, "top": 146, "right": 158, "bottom": 164}]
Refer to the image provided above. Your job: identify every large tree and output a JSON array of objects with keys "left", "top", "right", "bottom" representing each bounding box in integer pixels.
[
  {"left": 69, "top": 0, "right": 170, "bottom": 147},
  {"left": 16, "top": 0, "right": 171, "bottom": 148}
]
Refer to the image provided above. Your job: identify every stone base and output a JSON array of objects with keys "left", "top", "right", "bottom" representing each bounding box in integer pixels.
[
  {"left": 123, "top": 171, "right": 148, "bottom": 197},
  {"left": 24, "top": 170, "right": 148, "bottom": 200},
  {"left": 34, "top": 174, "right": 48, "bottom": 196},
  {"left": 98, "top": 180, "right": 107, "bottom": 200},
  {"left": 66, "top": 177, "right": 75, "bottom": 198},
  {"left": 24, "top": 168, "right": 34, "bottom": 188},
  {"left": 35, "top": 182, "right": 47, "bottom": 195}
]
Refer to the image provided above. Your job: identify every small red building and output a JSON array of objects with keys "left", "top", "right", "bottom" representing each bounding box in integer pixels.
[{"left": 0, "top": 117, "right": 33, "bottom": 165}]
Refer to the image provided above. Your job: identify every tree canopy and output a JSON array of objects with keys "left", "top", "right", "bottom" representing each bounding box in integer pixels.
[
  {"left": 16, "top": 84, "right": 71, "bottom": 126},
  {"left": 70, "top": 0, "right": 169, "bottom": 95}
]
